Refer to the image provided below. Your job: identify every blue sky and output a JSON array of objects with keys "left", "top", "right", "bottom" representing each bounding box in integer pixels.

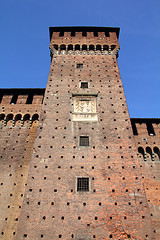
[{"left": 0, "top": 0, "right": 160, "bottom": 118}]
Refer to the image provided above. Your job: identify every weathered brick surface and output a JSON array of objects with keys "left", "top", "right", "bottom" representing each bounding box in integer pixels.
[
  {"left": 13, "top": 27, "right": 154, "bottom": 239},
  {"left": 0, "top": 90, "right": 44, "bottom": 239},
  {"left": 131, "top": 119, "right": 160, "bottom": 239}
]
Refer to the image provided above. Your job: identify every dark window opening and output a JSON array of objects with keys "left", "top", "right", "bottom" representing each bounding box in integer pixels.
[
  {"left": 105, "top": 32, "right": 109, "bottom": 37},
  {"left": 0, "top": 95, "right": 3, "bottom": 104},
  {"left": 75, "top": 44, "right": 80, "bottom": 51},
  {"left": 111, "top": 45, "right": 116, "bottom": 51},
  {"left": 54, "top": 44, "right": 58, "bottom": 50},
  {"left": 80, "top": 136, "right": 89, "bottom": 146},
  {"left": 59, "top": 31, "right": 64, "bottom": 37},
  {"left": 94, "top": 32, "right": 98, "bottom": 37},
  {"left": 146, "top": 122, "right": 155, "bottom": 136},
  {"left": 71, "top": 31, "right": 75, "bottom": 36},
  {"left": 6, "top": 114, "right": 13, "bottom": 123},
  {"left": 89, "top": 45, "right": 94, "bottom": 51},
  {"left": 154, "top": 147, "right": 160, "bottom": 156},
  {"left": 81, "top": 82, "right": 88, "bottom": 89},
  {"left": 82, "top": 45, "right": 87, "bottom": 51},
  {"left": 60, "top": 45, "right": 66, "bottom": 51},
  {"left": 23, "top": 114, "right": 30, "bottom": 122},
  {"left": 32, "top": 114, "right": 39, "bottom": 122},
  {"left": 131, "top": 121, "right": 138, "bottom": 135},
  {"left": 15, "top": 114, "right": 22, "bottom": 123},
  {"left": 26, "top": 95, "right": 33, "bottom": 104},
  {"left": 76, "top": 63, "right": 83, "bottom": 69},
  {"left": 138, "top": 147, "right": 145, "bottom": 158},
  {"left": 146, "top": 147, "right": 152, "bottom": 156},
  {"left": 0, "top": 114, "right": 5, "bottom": 121},
  {"left": 82, "top": 31, "right": 87, "bottom": 37},
  {"left": 77, "top": 177, "right": 89, "bottom": 192},
  {"left": 96, "top": 45, "right": 101, "bottom": 51},
  {"left": 10, "top": 94, "right": 18, "bottom": 104},
  {"left": 103, "top": 45, "right": 109, "bottom": 51},
  {"left": 68, "top": 44, "right": 73, "bottom": 51}
]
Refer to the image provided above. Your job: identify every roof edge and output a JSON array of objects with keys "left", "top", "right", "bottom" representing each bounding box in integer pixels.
[{"left": 49, "top": 26, "right": 120, "bottom": 41}]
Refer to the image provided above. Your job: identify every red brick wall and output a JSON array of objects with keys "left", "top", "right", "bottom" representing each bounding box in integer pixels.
[
  {"left": 15, "top": 28, "right": 154, "bottom": 240},
  {"left": 132, "top": 119, "right": 160, "bottom": 239},
  {"left": 0, "top": 91, "right": 43, "bottom": 239}
]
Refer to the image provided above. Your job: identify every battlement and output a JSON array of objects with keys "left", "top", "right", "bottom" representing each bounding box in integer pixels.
[
  {"left": 131, "top": 118, "right": 160, "bottom": 136},
  {"left": 0, "top": 88, "right": 45, "bottom": 105},
  {"left": 49, "top": 26, "right": 120, "bottom": 57}
]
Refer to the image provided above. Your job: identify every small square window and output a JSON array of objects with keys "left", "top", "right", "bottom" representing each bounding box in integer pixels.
[
  {"left": 77, "top": 177, "right": 89, "bottom": 192},
  {"left": 81, "top": 82, "right": 88, "bottom": 89},
  {"left": 80, "top": 136, "right": 89, "bottom": 146},
  {"left": 76, "top": 63, "right": 83, "bottom": 69}
]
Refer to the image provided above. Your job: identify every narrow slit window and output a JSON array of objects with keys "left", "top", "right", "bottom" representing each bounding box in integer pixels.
[
  {"left": 77, "top": 177, "right": 89, "bottom": 192},
  {"left": 76, "top": 63, "right": 83, "bottom": 69},
  {"left": 80, "top": 136, "right": 89, "bottom": 146},
  {"left": 81, "top": 82, "right": 88, "bottom": 88}
]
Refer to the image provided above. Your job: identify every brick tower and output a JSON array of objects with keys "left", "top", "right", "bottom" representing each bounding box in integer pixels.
[{"left": 15, "top": 27, "right": 153, "bottom": 239}]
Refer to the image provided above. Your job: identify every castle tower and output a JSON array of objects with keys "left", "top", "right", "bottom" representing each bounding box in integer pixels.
[{"left": 15, "top": 27, "right": 153, "bottom": 239}]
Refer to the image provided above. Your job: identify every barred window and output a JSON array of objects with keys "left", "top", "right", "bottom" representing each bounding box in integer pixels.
[
  {"left": 76, "top": 63, "right": 83, "bottom": 69},
  {"left": 81, "top": 82, "right": 88, "bottom": 88},
  {"left": 77, "top": 177, "right": 89, "bottom": 192},
  {"left": 80, "top": 136, "right": 89, "bottom": 146}
]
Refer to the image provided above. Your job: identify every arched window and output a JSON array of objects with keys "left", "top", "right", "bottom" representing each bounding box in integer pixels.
[
  {"left": 103, "top": 45, "right": 109, "bottom": 51},
  {"left": 89, "top": 45, "right": 94, "bottom": 51},
  {"left": 23, "top": 114, "right": 30, "bottom": 126},
  {"left": 111, "top": 45, "right": 116, "bottom": 51},
  {"left": 32, "top": 114, "right": 39, "bottom": 125},
  {"left": 0, "top": 114, "right": 5, "bottom": 126},
  {"left": 0, "top": 114, "right": 5, "bottom": 121},
  {"left": 146, "top": 147, "right": 152, "bottom": 161},
  {"left": 6, "top": 114, "right": 13, "bottom": 126},
  {"left": 75, "top": 44, "right": 80, "bottom": 51},
  {"left": 153, "top": 147, "right": 160, "bottom": 161},
  {"left": 60, "top": 45, "right": 66, "bottom": 51},
  {"left": 96, "top": 45, "right": 101, "bottom": 51},
  {"left": 138, "top": 147, "right": 145, "bottom": 161},
  {"left": 15, "top": 114, "right": 22, "bottom": 126},
  {"left": 68, "top": 44, "right": 73, "bottom": 51},
  {"left": 53, "top": 44, "right": 58, "bottom": 50},
  {"left": 82, "top": 45, "right": 87, "bottom": 51}
]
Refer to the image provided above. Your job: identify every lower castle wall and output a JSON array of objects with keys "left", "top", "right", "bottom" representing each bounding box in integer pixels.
[
  {"left": 0, "top": 119, "right": 39, "bottom": 239},
  {"left": 132, "top": 123, "right": 160, "bottom": 240}
]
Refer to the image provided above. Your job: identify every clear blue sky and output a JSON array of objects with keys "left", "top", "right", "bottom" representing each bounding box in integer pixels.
[{"left": 0, "top": 0, "right": 160, "bottom": 118}]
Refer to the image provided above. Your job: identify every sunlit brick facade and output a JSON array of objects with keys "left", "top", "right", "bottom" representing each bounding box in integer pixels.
[{"left": 0, "top": 27, "right": 159, "bottom": 240}]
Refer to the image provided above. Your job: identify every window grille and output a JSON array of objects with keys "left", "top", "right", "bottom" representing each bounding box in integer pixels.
[
  {"left": 77, "top": 177, "right": 89, "bottom": 192},
  {"left": 76, "top": 63, "right": 83, "bottom": 69},
  {"left": 81, "top": 82, "right": 88, "bottom": 88},
  {"left": 80, "top": 136, "right": 89, "bottom": 146}
]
